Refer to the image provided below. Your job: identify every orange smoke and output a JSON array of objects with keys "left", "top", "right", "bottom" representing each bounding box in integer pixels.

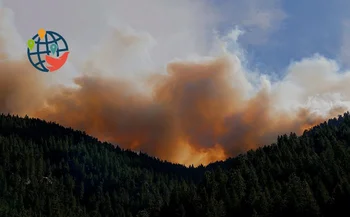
[
  {"left": 1, "top": 0, "right": 349, "bottom": 167},
  {"left": 0, "top": 54, "right": 345, "bottom": 166}
]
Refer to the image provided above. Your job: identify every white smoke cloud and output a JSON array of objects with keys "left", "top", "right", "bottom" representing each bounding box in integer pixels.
[
  {"left": 0, "top": 7, "right": 25, "bottom": 59},
  {"left": 270, "top": 55, "right": 350, "bottom": 116},
  {"left": 2, "top": 0, "right": 219, "bottom": 85}
]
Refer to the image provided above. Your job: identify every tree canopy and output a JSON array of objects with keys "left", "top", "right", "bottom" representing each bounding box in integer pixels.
[{"left": 1, "top": 112, "right": 350, "bottom": 216}]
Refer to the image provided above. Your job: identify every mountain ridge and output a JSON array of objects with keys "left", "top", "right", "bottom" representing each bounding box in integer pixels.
[{"left": 1, "top": 112, "right": 350, "bottom": 216}]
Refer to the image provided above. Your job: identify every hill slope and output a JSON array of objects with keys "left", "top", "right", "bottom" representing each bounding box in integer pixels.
[{"left": 1, "top": 113, "right": 350, "bottom": 216}]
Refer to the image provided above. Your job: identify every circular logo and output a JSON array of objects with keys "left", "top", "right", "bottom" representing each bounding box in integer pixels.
[{"left": 27, "top": 29, "right": 69, "bottom": 72}]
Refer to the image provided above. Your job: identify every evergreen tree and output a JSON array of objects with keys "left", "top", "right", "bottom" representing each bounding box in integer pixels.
[{"left": 0, "top": 113, "right": 350, "bottom": 216}]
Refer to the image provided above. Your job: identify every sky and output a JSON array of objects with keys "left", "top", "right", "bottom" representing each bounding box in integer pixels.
[
  {"left": 1, "top": 0, "right": 350, "bottom": 166},
  {"left": 207, "top": 0, "right": 350, "bottom": 73},
  {"left": 2, "top": 0, "right": 350, "bottom": 73}
]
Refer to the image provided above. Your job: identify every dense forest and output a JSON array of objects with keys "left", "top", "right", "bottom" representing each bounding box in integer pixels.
[{"left": 1, "top": 112, "right": 350, "bottom": 217}]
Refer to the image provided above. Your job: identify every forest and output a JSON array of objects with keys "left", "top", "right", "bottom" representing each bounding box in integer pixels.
[{"left": 1, "top": 112, "right": 350, "bottom": 217}]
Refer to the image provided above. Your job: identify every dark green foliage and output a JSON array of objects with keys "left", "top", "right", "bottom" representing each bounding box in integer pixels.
[{"left": 1, "top": 112, "right": 350, "bottom": 216}]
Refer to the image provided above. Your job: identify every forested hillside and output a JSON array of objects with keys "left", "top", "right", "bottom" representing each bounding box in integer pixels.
[{"left": 1, "top": 113, "right": 350, "bottom": 217}]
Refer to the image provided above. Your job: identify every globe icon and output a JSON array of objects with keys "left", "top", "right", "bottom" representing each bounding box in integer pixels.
[{"left": 27, "top": 30, "right": 69, "bottom": 72}]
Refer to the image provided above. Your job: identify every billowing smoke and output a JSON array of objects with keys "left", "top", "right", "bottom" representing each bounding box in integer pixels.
[{"left": 1, "top": 2, "right": 350, "bottom": 166}]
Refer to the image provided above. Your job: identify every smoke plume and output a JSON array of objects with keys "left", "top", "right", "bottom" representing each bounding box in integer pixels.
[{"left": 1, "top": 2, "right": 350, "bottom": 166}]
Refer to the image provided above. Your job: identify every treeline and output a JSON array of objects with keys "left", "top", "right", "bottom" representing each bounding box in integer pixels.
[{"left": 0, "top": 113, "right": 350, "bottom": 216}]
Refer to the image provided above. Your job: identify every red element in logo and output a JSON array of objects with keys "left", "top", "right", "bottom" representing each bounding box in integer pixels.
[{"left": 45, "top": 51, "right": 70, "bottom": 72}]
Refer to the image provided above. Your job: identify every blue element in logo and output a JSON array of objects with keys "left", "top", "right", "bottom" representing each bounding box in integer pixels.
[{"left": 27, "top": 30, "right": 69, "bottom": 72}]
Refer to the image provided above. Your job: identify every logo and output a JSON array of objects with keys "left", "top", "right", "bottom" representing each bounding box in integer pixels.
[{"left": 27, "top": 28, "right": 69, "bottom": 72}]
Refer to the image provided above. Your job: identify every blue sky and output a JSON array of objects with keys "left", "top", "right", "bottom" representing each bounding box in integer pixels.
[{"left": 211, "top": 0, "right": 350, "bottom": 74}]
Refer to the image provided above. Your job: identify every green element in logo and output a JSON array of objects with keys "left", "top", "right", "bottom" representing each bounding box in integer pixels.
[
  {"left": 27, "top": 39, "right": 35, "bottom": 50},
  {"left": 49, "top": 43, "right": 57, "bottom": 55}
]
